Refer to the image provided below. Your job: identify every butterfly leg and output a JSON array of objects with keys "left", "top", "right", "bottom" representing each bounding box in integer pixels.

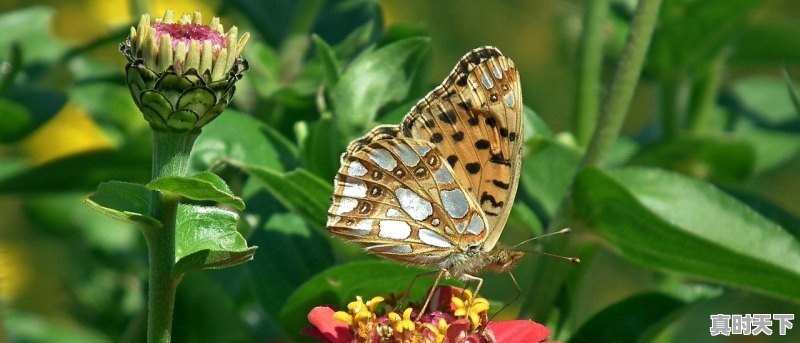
[
  {"left": 399, "top": 269, "right": 442, "bottom": 305},
  {"left": 460, "top": 273, "right": 484, "bottom": 318},
  {"left": 487, "top": 271, "right": 523, "bottom": 324},
  {"left": 415, "top": 269, "right": 448, "bottom": 321}
]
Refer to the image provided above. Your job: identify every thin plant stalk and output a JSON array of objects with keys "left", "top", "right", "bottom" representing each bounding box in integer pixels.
[
  {"left": 574, "top": 0, "right": 610, "bottom": 147},
  {"left": 687, "top": 53, "right": 727, "bottom": 134}
]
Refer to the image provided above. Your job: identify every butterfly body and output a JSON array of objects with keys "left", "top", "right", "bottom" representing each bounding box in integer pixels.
[{"left": 327, "top": 46, "right": 523, "bottom": 281}]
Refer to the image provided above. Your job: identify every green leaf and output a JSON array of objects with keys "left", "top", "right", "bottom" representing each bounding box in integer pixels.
[
  {"left": 568, "top": 293, "right": 686, "bottom": 343},
  {"left": 734, "top": 120, "right": 800, "bottom": 173},
  {"left": 573, "top": 167, "right": 800, "bottom": 301},
  {"left": 732, "top": 76, "right": 797, "bottom": 124},
  {"left": 0, "top": 98, "right": 32, "bottom": 143},
  {"left": 299, "top": 117, "right": 348, "bottom": 180},
  {"left": 242, "top": 166, "right": 332, "bottom": 231},
  {"left": 0, "top": 6, "right": 66, "bottom": 64},
  {"left": 331, "top": 37, "right": 429, "bottom": 133},
  {"left": 246, "top": 212, "right": 334, "bottom": 329},
  {"left": 312, "top": 34, "right": 341, "bottom": 85},
  {"left": 731, "top": 19, "right": 800, "bottom": 64},
  {"left": 784, "top": 68, "right": 800, "bottom": 117},
  {"left": 628, "top": 135, "right": 755, "bottom": 183},
  {"left": 172, "top": 273, "right": 255, "bottom": 343},
  {"left": 506, "top": 202, "right": 544, "bottom": 237},
  {"left": 146, "top": 172, "right": 245, "bottom": 210},
  {"left": 85, "top": 181, "right": 160, "bottom": 228},
  {"left": 0, "top": 149, "right": 150, "bottom": 193},
  {"left": 71, "top": 83, "right": 142, "bottom": 131},
  {"left": 279, "top": 261, "right": 428, "bottom": 342},
  {"left": 28, "top": 193, "right": 138, "bottom": 252},
  {"left": 524, "top": 105, "right": 553, "bottom": 139},
  {"left": 648, "top": 0, "right": 763, "bottom": 77},
  {"left": 191, "top": 110, "right": 288, "bottom": 172},
  {"left": 519, "top": 138, "right": 582, "bottom": 219},
  {"left": 173, "top": 204, "right": 257, "bottom": 275},
  {"left": 5, "top": 310, "right": 110, "bottom": 343}
]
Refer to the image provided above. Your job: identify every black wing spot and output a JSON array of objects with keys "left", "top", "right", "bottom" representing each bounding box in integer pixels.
[
  {"left": 485, "top": 117, "right": 497, "bottom": 128},
  {"left": 475, "top": 139, "right": 490, "bottom": 150},
  {"left": 447, "top": 155, "right": 459, "bottom": 167},
  {"left": 468, "top": 117, "right": 479, "bottom": 126},
  {"left": 490, "top": 153, "right": 511, "bottom": 166},
  {"left": 452, "top": 131, "right": 464, "bottom": 141},
  {"left": 492, "top": 179, "right": 510, "bottom": 189},
  {"left": 430, "top": 133, "right": 444, "bottom": 143},
  {"left": 466, "top": 162, "right": 481, "bottom": 174},
  {"left": 438, "top": 111, "right": 457, "bottom": 124},
  {"left": 499, "top": 128, "right": 509, "bottom": 137},
  {"left": 468, "top": 53, "right": 481, "bottom": 64},
  {"left": 480, "top": 192, "right": 504, "bottom": 208},
  {"left": 509, "top": 132, "right": 518, "bottom": 142},
  {"left": 425, "top": 119, "right": 436, "bottom": 128},
  {"left": 402, "top": 120, "right": 414, "bottom": 137}
]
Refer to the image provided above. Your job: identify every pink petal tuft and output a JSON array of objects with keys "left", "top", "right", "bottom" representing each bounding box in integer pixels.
[
  {"left": 487, "top": 320, "right": 550, "bottom": 343},
  {"left": 306, "top": 306, "right": 354, "bottom": 343}
]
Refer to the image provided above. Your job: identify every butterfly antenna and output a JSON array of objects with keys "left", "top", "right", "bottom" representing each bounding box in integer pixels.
[
  {"left": 512, "top": 228, "right": 580, "bottom": 264},
  {"left": 511, "top": 228, "right": 572, "bottom": 249}
]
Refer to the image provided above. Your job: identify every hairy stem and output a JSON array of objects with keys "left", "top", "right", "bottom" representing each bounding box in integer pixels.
[
  {"left": 580, "top": 0, "right": 663, "bottom": 168},
  {"left": 145, "top": 131, "right": 198, "bottom": 343}
]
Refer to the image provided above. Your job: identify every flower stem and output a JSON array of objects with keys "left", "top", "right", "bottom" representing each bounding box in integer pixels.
[
  {"left": 659, "top": 79, "right": 681, "bottom": 139},
  {"left": 145, "top": 131, "right": 198, "bottom": 343},
  {"left": 580, "top": 0, "right": 662, "bottom": 169},
  {"left": 523, "top": 0, "right": 663, "bottom": 321},
  {"left": 687, "top": 53, "right": 727, "bottom": 134},
  {"left": 573, "top": 0, "right": 610, "bottom": 147}
]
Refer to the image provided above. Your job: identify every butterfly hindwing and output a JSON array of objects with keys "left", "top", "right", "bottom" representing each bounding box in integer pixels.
[{"left": 327, "top": 133, "right": 489, "bottom": 265}]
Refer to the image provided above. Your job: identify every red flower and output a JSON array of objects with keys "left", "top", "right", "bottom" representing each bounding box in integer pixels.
[
  {"left": 304, "top": 286, "right": 550, "bottom": 343},
  {"left": 305, "top": 307, "right": 354, "bottom": 343}
]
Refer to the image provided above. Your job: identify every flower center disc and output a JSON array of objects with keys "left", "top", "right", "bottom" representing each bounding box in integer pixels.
[{"left": 152, "top": 23, "right": 226, "bottom": 49}]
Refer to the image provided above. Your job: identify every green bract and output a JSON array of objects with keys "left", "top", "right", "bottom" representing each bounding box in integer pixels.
[{"left": 120, "top": 10, "right": 249, "bottom": 132}]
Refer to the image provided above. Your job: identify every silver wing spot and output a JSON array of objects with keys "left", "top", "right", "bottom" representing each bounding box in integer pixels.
[
  {"left": 335, "top": 198, "right": 358, "bottom": 215},
  {"left": 466, "top": 213, "right": 484, "bottom": 234},
  {"left": 378, "top": 220, "right": 412, "bottom": 239},
  {"left": 419, "top": 229, "right": 452, "bottom": 248},
  {"left": 391, "top": 143, "right": 421, "bottom": 167},
  {"left": 396, "top": 187, "right": 433, "bottom": 221},
  {"left": 503, "top": 92, "right": 515, "bottom": 108},
  {"left": 352, "top": 219, "right": 373, "bottom": 235},
  {"left": 368, "top": 148, "right": 397, "bottom": 171},
  {"left": 347, "top": 160, "right": 368, "bottom": 177},
  {"left": 342, "top": 177, "right": 367, "bottom": 198},
  {"left": 440, "top": 189, "right": 469, "bottom": 219}
]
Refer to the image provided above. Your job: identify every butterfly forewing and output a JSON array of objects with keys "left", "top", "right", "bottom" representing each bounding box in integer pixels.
[
  {"left": 400, "top": 47, "right": 523, "bottom": 249},
  {"left": 327, "top": 132, "right": 489, "bottom": 265}
]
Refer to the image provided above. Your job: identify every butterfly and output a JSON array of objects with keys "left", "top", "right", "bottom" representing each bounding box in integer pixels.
[{"left": 326, "top": 46, "right": 524, "bottom": 292}]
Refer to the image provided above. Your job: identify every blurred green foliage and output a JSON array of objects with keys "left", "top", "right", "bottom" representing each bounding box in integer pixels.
[{"left": 1, "top": 0, "right": 800, "bottom": 342}]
